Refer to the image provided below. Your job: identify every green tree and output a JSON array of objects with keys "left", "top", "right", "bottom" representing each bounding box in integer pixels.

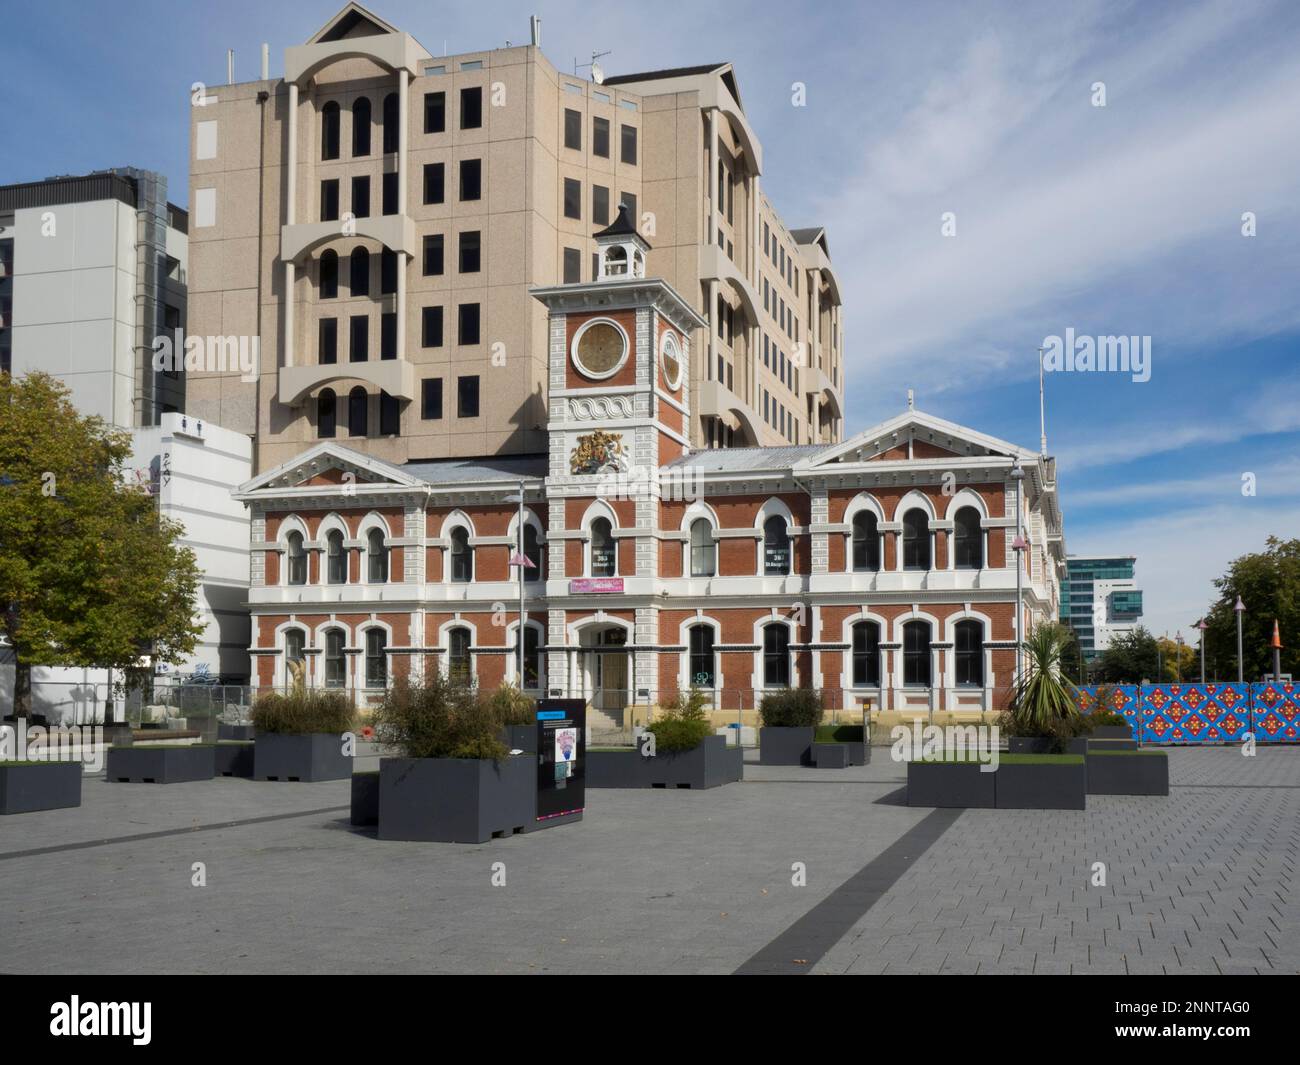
[
  {"left": 0, "top": 373, "right": 203, "bottom": 721},
  {"left": 1202, "top": 537, "right": 1299, "bottom": 681},
  {"left": 1094, "top": 626, "right": 1161, "bottom": 684}
]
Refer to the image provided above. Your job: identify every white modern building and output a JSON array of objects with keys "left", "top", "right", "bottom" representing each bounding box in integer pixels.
[{"left": 1060, "top": 554, "right": 1143, "bottom": 662}]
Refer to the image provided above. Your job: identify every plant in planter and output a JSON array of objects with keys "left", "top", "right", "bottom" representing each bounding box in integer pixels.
[
  {"left": 997, "top": 623, "right": 1087, "bottom": 754},
  {"left": 485, "top": 682, "right": 538, "bottom": 752},
  {"left": 758, "top": 688, "right": 822, "bottom": 766},
  {"left": 587, "top": 690, "right": 741, "bottom": 789},
  {"left": 372, "top": 673, "right": 537, "bottom": 843},
  {"left": 813, "top": 724, "right": 870, "bottom": 766},
  {"left": 250, "top": 686, "right": 354, "bottom": 782}
]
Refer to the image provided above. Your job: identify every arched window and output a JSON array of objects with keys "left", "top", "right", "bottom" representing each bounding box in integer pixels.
[
  {"left": 688, "top": 624, "right": 716, "bottom": 688},
  {"left": 762, "top": 624, "right": 791, "bottom": 687},
  {"left": 351, "top": 96, "right": 372, "bottom": 157},
  {"left": 323, "top": 629, "right": 346, "bottom": 687},
  {"left": 321, "top": 101, "right": 340, "bottom": 160},
  {"left": 325, "top": 529, "right": 346, "bottom": 584},
  {"left": 689, "top": 518, "right": 715, "bottom": 577},
  {"left": 382, "top": 92, "right": 399, "bottom": 153},
  {"left": 954, "top": 619, "right": 984, "bottom": 687},
  {"left": 448, "top": 627, "right": 471, "bottom": 686},
  {"left": 348, "top": 387, "right": 368, "bottom": 436},
  {"left": 522, "top": 523, "right": 543, "bottom": 575},
  {"left": 367, "top": 528, "right": 388, "bottom": 583},
  {"left": 319, "top": 249, "right": 338, "bottom": 299},
  {"left": 763, "top": 515, "right": 790, "bottom": 576},
  {"left": 902, "top": 508, "right": 931, "bottom": 570},
  {"left": 953, "top": 506, "right": 983, "bottom": 569},
  {"left": 349, "top": 247, "right": 370, "bottom": 296},
  {"left": 317, "top": 389, "right": 336, "bottom": 439},
  {"left": 851, "top": 621, "right": 881, "bottom": 687},
  {"left": 903, "top": 620, "right": 932, "bottom": 686},
  {"left": 851, "top": 511, "right": 880, "bottom": 572},
  {"left": 449, "top": 527, "right": 472, "bottom": 582},
  {"left": 590, "top": 517, "right": 616, "bottom": 577},
  {"left": 365, "top": 628, "right": 387, "bottom": 688},
  {"left": 284, "top": 629, "right": 306, "bottom": 674},
  {"left": 285, "top": 531, "right": 306, "bottom": 586}
]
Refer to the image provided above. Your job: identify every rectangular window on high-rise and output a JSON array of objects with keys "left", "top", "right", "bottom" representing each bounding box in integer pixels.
[
  {"left": 381, "top": 171, "right": 398, "bottom": 215},
  {"left": 564, "top": 108, "right": 582, "bottom": 150},
  {"left": 460, "top": 87, "right": 483, "bottom": 129},
  {"left": 423, "top": 234, "right": 444, "bottom": 276},
  {"left": 422, "top": 306, "right": 443, "bottom": 348},
  {"left": 422, "top": 377, "right": 443, "bottom": 420},
  {"left": 423, "top": 163, "right": 445, "bottom": 204},
  {"left": 380, "top": 312, "right": 396, "bottom": 360},
  {"left": 620, "top": 191, "right": 637, "bottom": 225},
  {"left": 564, "top": 178, "right": 581, "bottom": 220},
  {"left": 458, "top": 303, "right": 480, "bottom": 345},
  {"left": 320, "top": 179, "right": 339, "bottom": 222},
  {"left": 349, "top": 315, "right": 368, "bottom": 362},
  {"left": 593, "top": 116, "right": 610, "bottom": 158},
  {"left": 620, "top": 124, "right": 638, "bottom": 164},
  {"left": 458, "top": 231, "right": 481, "bottom": 273},
  {"left": 563, "top": 247, "right": 581, "bottom": 284},
  {"left": 592, "top": 184, "right": 609, "bottom": 225},
  {"left": 424, "top": 91, "right": 446, "bottom": 133},
  {"left": 318, "top": 318, "right": 337, "bottom": 365},
  {"left": 458, "top": 375, "right": 480, "bottom": 418},
  {"left": 459, "top": 159, "right": 482, "bottom": 201},
  {"left": 351, "top": 175, "right": 370, "bottom": 219}
]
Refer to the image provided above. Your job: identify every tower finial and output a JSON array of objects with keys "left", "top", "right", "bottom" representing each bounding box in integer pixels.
[{"left": 907, "top": 388, "right": 914, "bottom": 410}]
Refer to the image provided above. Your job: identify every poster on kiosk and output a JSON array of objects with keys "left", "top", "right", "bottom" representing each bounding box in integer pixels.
[{"left": 536, "top": 699, "right": 585, "bottom": 824}]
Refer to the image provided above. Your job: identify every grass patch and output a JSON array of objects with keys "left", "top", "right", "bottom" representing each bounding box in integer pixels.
[
  {"left": 1089, "top": 749, "right": 1166, "bottom": 757},
  {"left": 588, "top": 746, "right": 636, "bottom": 753},
  {"left": 0, "top": 760, "right": 76, "bottom": 767},
  {"left": 814, "top": 725, "right": 864, "bottom": 743},
  {"left": 998, "top": 753, "right": 1085, "bottom": 765},
  {"left": 121, "top": 742, "right": 216, "bottom": 749},
  {"left": 217, "top": 740, "right": 254, "bottom": 746},
  {"left": 352, "top": 769, "right": 379, "bottom": 777}
]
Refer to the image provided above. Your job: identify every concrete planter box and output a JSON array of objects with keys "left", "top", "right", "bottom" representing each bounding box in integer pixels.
[
  {"left": 100, "top": 724, "right": 133, "bottom": 747},
  {"left": 351, "top": 771, "right": 380, "bottom": 826},
  {"left": 814, "top": 726, "right": 870, "bottom": 765},
  {"left": 107, "top": 744, "right": 216, "bottom": 784},
  {"left": 502, "top": 725, "right": 536, "bottom": 753},
  {"left": 588, "top": 735, "right": 740, "bottom": 789},
  {"left": 811, "top": 742, "right": 849, "bottom": 769},
  {"left": 214, "top": 741, "right": 254, "bottom": 778},
  {"left": 907, "top": 760, "right": 996, "bottom": 808},
  {"left": 253, "top": 733, "right": 351, "bottom": 782},
  {"left": 759, "top": 727, "right": 815, "bottom": 766},
  {"left": 1088, "top": 736, "right": 1138, "bottom": 751},
  {"left": 995, "top": 756, "right": 1086, "bottom": 810},
  {"left": 218, "top": 723, "right": 255, "bottom": 741},
  {"left": 0, "top": 762, "right": 83, "bottom": 814},
  {"left": 1091, "top": 725, "right": 1133, "bottom": 740},
  {"left": 378, "top": 755, "right": 534, "bottom": 843},
  {"left": 1007, "top": 736, "right": 1088, "bottom": 755},
  {"left": 1087, "top": 751, "right": 1169, "bottom": 795}
]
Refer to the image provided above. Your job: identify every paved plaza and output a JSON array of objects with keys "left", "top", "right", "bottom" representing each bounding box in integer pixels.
[{"left": 1, "top": 747, "right": 1296, "bottom": 975}]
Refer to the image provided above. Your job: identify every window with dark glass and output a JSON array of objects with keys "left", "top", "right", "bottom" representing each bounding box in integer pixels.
[
  {"left": 422, "top": 306, "right": 444, "bottom": 347},
  {"left": 688, "top": 625, "right": 715, "bottom": 688},
  {"left": 955, "top": 620, "right": 984, "bottom": 686},
  {"left": 382, "top": 92, "right": 399, "bottom": 152},
  {"left": 592, "top": 184, "right": 609, "bottom": 225},
  {"left": 954, "top": 507, "right": 983, "bottom": 569},
  {"left": 317, "top": 388, "right": 336, "bottom": 437},
  {"left": 620, "top": 124, "right": 637, "bottom": 164},
  {"left": 380, "top": 312, "right": 396, "bottom": 360},
  {"left": 424, "top": 91, "right": 445, "bottom": 133},
  {"left": 763, "top": 516, "right": 790, "bottom": 576},
  {"left": 450, "top": 527, "right": 472, "bottom": 583},
  {"left": 852, "top": 511, "right": 879, "bottom": 572},
  {"left": 379, "top": 390, "right": 400, "bottom": 435},
  {"left": 320, "top": 179, "right": 339, "bottom": 221},
  {"left": 326, "top": 530, "right": 346, "bottom": 584},
  {"left": 460, "top": 87, "right": 483, "bottom": 129},
  {"left": 349, "top": 248, "right": 369, "bottom": 296},
  {"left": 690, "top": 519, "right": 715, "bottom": 577},
  {"left": 365, "top": 628, "right": 387, "bottom": 688},
  {"left": 352, "top": 97, "right": 371, "bottom": 156},
  {"left": 458, "top": 303, "right": 480, "bottom": 345},
  {"left": 321, "top": 101, "right": 340, "bottom": 160},
  {"left": 367, "top": 528, "right": 388, "bottom": 583},
  {"left": 421, "top": 377, "right": 443, "bottom": 420},
  {"left": 903, "top": 620, "right": 931, "bottom": 686},
  {"left": 423, "top": 162, "right": 445, "bottom": 204},
  {"left": 423, "top": 234, "right": 444, "bottom": 275},
  {"left": 458, "top": 231, "right": 480, "bottom": 273},
  {"left": 448, "top": 627, "right": 471, "bottom": 685},
  {"left": 564, "top": 178, "right": 581, "bottom": 220},
  {"left": 351, "top": 175, "right": 370, "bottom": 219},
  {"left": 318, "top": 318, "right": 338, "bottom": 364},
  {"left": 851, "top": 621, "right": 880, "bottom": 687},
  {"left": 620, "top": 191, "right": 637, "bottom": 225},
  {"left": 324, "top": 630, "right": 345, "bottom": 687},
  {"left": 592, "top": 116, "right": 610, "bottom": 157},
  {"left": 457, "top": 375, "right": 479, "bottom": 418},
  {"left": 459, "top": 159, "right": 481, "bottom": 201},
  {"left": 382, "top": 171, "right": 397, "bottom": 215},
  {"left": 563, "top": 247, "right": 581, "bottom": 284},
  {"left": 319, "top": 250, "right": 338, "bottom": 299},
  {"left": 902, "top": 509, "right": 931, "bottom": 570},
  {"left": 763, "top": 625, "right": 790, "bottom": 687},
  {"left": 564, "top": 108, "right": 581, "bottom": 149},
  {"left": 348, "top": 387, "right": 368, "bottom": 436},
  {"left": 380, "top": 248, "right": 397, "bottom": 295},
  {"left": 285, "top": 629, "right": 306, "bottom": 671},
  {"left": 590, "top": 518, "right": 616, "bottom": 577},
  {"left": 285, "top": 532, "right": 307, "bottom": 586},
  {"left": 523, "top": 523, "right": 542, "bottom": 572},
  {"left": 521, "top": 626, "right": 541, "bottom": 690},
  {"left": 349, "top": 315, "right": 368, "bottom": 362}
]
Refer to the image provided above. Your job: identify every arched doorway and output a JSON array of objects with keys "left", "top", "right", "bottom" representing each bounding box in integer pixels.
[{"left": 578, "top": 624, "right": 629, "bottom": 715}]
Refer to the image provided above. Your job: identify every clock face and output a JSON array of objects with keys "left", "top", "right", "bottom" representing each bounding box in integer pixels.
[
  {"left": 661, "top": 334, "right": 682, "bottom": 390},
  {"left": 573, "top": 320, "right": 627, "bottom": 378}
]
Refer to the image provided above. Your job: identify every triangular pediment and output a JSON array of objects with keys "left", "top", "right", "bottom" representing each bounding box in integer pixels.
[
  {"left": 309, "top": 3, "right": 400, "bottom": 44},
  {"left": 236, "top": 443, "right": 420, "bottom": 495},
  {"left": 796, "top": 409, "right": 1035, "bottom": 470}
]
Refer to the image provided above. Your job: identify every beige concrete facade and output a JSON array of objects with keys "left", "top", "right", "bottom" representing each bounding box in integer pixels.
[{"left": 187, "top": 3, "right": 846, "bottom": 473}]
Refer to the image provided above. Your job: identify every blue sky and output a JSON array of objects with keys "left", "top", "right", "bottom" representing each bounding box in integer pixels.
[{"left": 2, "top": 0, "right": 1298, "bottom": 640}]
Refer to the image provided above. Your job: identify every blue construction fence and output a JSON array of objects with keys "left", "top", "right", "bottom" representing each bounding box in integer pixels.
[{"left": 1076, "top": 682, "right": 1300, "bottom": 745}]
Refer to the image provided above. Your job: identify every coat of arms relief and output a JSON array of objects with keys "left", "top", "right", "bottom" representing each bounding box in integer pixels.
[{"left": 570, "top": 430, "right": 628, "bottom": 474}]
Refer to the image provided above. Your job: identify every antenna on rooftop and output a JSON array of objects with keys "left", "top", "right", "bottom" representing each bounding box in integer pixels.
[{"left": 575, "top": 50, "right": 611, "bottom": 82}]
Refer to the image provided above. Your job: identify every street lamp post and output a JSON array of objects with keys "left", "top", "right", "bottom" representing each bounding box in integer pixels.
[
  {"left": 1197, "top": 618, "right": 1208, "bottom": 684},
  {"left": 1234, "top": 596, "right": 1246, "bottom": 683},
  {"left": 505, "top": 481, "right": 532, "bottom": 690},
  {"left": 1175, "top": 632, "right": 1184, "bottom": 683}
]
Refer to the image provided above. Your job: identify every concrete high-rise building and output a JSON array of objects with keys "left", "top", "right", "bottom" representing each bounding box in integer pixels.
[
  {"left": 1060, "top": 554, "right": 1143, "bottom": 661},
  {"left": 0, "top": 169, "right": 188, "bottom": 428},
  {"left": 186, "top": 2, "right": 846, "bottom": 473}
]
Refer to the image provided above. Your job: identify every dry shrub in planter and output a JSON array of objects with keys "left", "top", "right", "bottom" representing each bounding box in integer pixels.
[
  {"left": 251, "top": 688, "right": 354, "bottom": 735},
  {"left": 482, "top": 682, "right": 536, "bottom": 728},
  {"left": 648, "top": 689, "right": 713, "bottom": 753},
  {"left": 758, "top": 688, "right": 823, "bottom": 728},
  {"left": 373, "top": 673, "right": 507, "bottom": 760}
]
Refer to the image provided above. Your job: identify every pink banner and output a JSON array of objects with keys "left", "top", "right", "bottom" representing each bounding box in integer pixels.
[{"left": 569, "top": 577, "right": 624, "bottom": 594}]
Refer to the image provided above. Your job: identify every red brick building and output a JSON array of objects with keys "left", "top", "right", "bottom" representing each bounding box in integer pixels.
[{"left": 235, "top": 214, "right": 1065, "bottom": 723}]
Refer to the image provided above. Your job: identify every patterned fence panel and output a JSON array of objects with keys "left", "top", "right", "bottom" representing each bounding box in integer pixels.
[
  {"left": 1250, "top": 682, "right": 1300, "bottom": 743},
  {"left": 1076, "top": 684, "right": 1140, "bottom": 736},
  {"left": 1140, "top": 683, "right": 1253, "bottom": 744}
]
